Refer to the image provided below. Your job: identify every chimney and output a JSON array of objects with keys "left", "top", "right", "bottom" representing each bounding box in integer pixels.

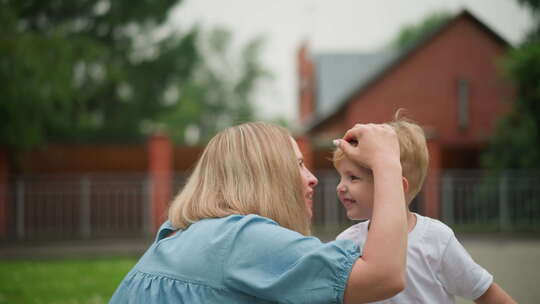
[{"left": 298, "top": 42, "right": 316, "bottom": 124}]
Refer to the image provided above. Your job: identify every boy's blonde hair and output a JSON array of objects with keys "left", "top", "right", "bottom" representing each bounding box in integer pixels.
[
  {"left": 333, "top": 114, "right": 429, "bottom": 204},
  {"left": 168, "top": 122, "right": 311, "bottom": 235}
]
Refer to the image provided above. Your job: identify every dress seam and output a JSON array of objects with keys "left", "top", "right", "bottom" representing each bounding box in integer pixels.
[{"left": 131, "top": 269, "right": 226, "bottom": 291}]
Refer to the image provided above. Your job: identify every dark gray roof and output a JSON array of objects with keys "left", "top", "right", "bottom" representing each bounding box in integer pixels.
[{"left": 313, "top": 51, "right": 399, "bottom": 118}]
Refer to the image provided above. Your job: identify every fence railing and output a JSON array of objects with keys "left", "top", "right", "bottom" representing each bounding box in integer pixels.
[
  {"left": 441, "top": 170, "right": 540, "bottom": 231},
  {"left": 9, "top": 174, "right": 151, "bottom": 240},
  {"left": 312, "top": 170, "right": 351, "bottom": 228},
  {"left": 3, "top": 170, "right": 539, "bottom": 240}
]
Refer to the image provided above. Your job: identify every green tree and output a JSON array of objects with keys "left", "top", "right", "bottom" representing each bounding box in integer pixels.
[
  {"left": 391, "top": 12, "right": 451, "bottom": 49},
  {"left": 482, "top": 1, "right": 540, "bottom": 170},
  {"left": 517, "top": 0, "right": 540, "bottom": 41},
  {"left": 157, "top": 28, "right": 271, "bottom": 145},
  {"left": 0, "top": 0, "right": 198, "bottom": 152}
]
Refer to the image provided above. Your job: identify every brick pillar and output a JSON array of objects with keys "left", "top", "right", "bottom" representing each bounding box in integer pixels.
[
  {"left": 424, "top": 141, "right": 442, "bottom": 219},
  {"left": 148, "top": 134, "right": 173, "bottom": 232},
  {"left": 298, "top": 42, "right": 316, "bottom": 124},
  {"left": 0, "top": 148, "right": 9, "bottom": 239}
]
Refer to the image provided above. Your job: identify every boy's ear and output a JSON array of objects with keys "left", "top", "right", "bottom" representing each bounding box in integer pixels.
[{"left": 402, "top": 177, "right": 409, "bottom": 194}]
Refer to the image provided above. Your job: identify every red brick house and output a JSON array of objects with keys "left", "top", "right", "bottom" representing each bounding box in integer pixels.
[{"left": 298, "top": 10, "right": 514, "bottom": 219}]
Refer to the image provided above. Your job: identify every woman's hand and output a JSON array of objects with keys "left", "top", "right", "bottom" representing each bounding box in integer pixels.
[{"left": 334, "top": 123, "right": 401, "bottom": 171}]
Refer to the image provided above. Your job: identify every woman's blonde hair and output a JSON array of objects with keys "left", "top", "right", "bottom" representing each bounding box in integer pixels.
[{"left": 168, "top": 122, "right": 311, "bottom": 235}]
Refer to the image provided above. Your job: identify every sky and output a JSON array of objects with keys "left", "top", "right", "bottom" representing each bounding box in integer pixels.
[{"left": 168, "top": 0, "right": 534, "bottom": 123}]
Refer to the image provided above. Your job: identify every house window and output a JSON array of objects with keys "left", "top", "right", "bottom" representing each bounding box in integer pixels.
[{"left": 457, "top": 78, "right": 470, "bottom": 130}]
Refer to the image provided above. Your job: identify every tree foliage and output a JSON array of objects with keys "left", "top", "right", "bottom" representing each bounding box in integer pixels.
[
  {"left": 1, "top": 0, "right": 270, "bottom": 152},
  {"left": 0, "top": 0, "right": 198, "bottom": 151},
  {"left": 517, "top": 0, "right": 540, "bottom": 41},
  {"left": 157, "top": 28, "right": 271, "bottom": 145},
  {"left": 482, "top": 1, "right": 540, "bottom": 170}
]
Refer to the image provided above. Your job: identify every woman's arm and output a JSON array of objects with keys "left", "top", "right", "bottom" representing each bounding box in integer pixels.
[
  {"left": 336, "top": 124, "right": 408, "bottom": 304},
  {"left": 475, "top": 283, "right": 516, "bottom": 304}
]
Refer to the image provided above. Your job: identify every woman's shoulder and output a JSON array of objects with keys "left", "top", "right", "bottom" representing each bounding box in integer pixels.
[
  {"left": 224, "top": 214, "right": 311, "bottom": 240},
  {"left": 203, "top": 214, "right": 283, "bottom": 232},
  {"left": 139, "top": 215, "right": 299, "bottom": 277},
  {"left": 219, "top": 214, "right": 339, "bottom": 258},
  {"left": 153, "top": 214, "right": 288, "bottom": 251},
  {"left": 182, "top": 214, "right": 279, "bottom": 231},
  {"left": 224, "top": 213, "right": 280, "bottom": 226},
  {"left": 186, "top": 214, "right": 309, "bottom": 244}
]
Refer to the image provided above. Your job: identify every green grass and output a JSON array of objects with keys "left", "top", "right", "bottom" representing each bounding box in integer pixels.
[{"left": 0, "top": 257, "right": 137, "bottom": 304}]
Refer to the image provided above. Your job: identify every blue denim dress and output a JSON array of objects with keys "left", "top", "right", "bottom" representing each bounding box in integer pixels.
[{"left": 110, "top": 214, "right": 360, "bottom": 304}]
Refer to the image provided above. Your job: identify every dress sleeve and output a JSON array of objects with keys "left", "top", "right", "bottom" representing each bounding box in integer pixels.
[
  {"left": 222, "top": 215, "right": 361, "bottom": 304},
  {"left": 436, "top": 233, "right": 493, "bottom": 300}
]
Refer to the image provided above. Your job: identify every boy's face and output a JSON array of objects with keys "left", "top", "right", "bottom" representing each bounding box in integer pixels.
[{"left": 335, "top": 157, "right": 374, "bottom": 220}]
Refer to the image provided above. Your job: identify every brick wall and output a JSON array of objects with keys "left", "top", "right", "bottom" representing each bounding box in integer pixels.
[
  {"left": 343, "top": 14, "right": 511, "bottom": 146},
  {"left": 19, "top": 145, "right": 148, "bottom": 173}
]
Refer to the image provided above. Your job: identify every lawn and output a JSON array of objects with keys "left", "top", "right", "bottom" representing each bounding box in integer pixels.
[
  {"left": 1, "top": 236, "right": 539, "bottom": 303},
  {"left": 0, "top": 257, "right": 137, "bottom": 304}
]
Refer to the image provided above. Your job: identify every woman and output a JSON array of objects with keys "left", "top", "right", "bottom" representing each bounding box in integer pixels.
[{"left": 110, "top": 122, "right": 407, "bottom": 304}]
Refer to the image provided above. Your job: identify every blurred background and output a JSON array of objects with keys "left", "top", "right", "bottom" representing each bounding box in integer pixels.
[{"left": 1, "top": 0, "right": 539, "bottom": 303}]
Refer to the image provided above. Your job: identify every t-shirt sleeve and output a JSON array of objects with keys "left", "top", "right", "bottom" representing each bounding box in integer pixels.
[
  {"left": 336, "top": 224, "right": 365, "bottom": 248},
  {"left": 436, "top": 232, "right": 493, "bottom": 300},
  {"left": 336, "top": 226, "right": 355, "bottom": 240},
  {"left": 222, "top": 215, "right": 361, "bottom": 304}
]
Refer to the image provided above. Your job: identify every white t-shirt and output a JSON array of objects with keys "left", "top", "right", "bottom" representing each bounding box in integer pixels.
[{"left": 336, "top": 213, "right": 493, "bottom": 303}]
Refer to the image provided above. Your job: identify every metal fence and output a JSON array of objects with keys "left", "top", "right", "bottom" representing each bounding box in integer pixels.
[
  {"left": 4, "top": 170, "right": 540, "bottom": 240},
  {"left": 9, "top": 174, "right": 151, "bottom": 240},
  {"left": 4, "top": 173, "right": 191, "bottom": 241},
  {"left": 312, "top": 170, "right": 351, "bottom": 227},
  {"left": 441, "top": 170, "right": 540, "bottom": 231}
]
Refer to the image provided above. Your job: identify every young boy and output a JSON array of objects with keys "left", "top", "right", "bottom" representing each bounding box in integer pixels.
[{"left": 334, "top": 118, "right": 516, "bottom": 304}]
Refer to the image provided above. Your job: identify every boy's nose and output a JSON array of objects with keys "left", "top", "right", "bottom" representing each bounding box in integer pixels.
[{"left": 336, "top": 182, "right": 346, "bottom": 193}]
